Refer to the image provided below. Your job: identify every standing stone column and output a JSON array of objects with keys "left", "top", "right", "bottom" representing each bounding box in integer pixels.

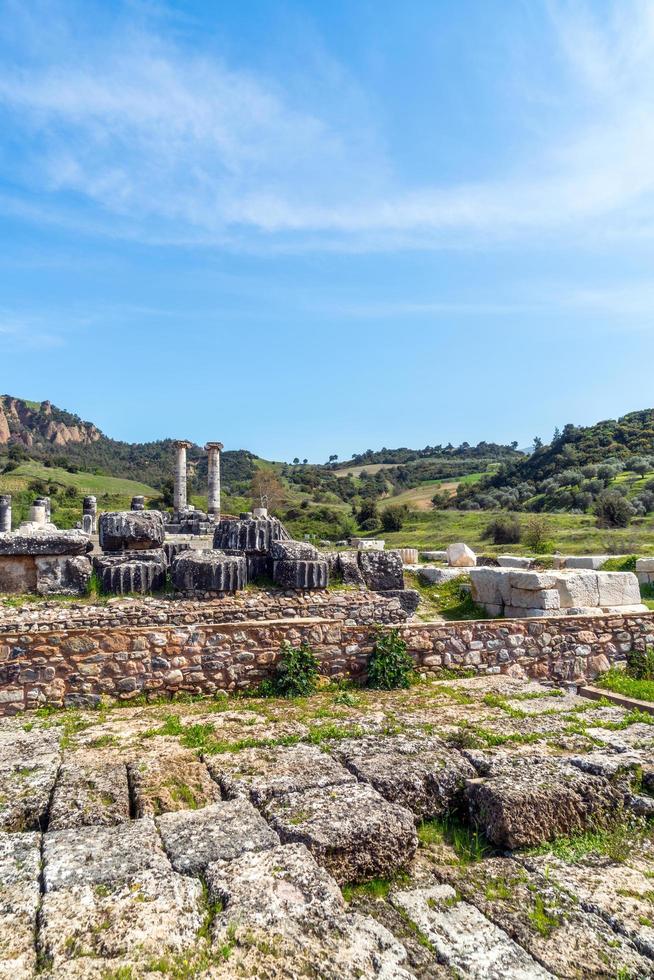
[
  {"left": 0, "top": 494, "right": 11, "bottom": 533},
  {"left": 82, "top": 495, "right": 97, "bottom": 534},
  {"left": 30, "top": 499, "right": 47, "bottom": 525},
  {"left": 43, "top": 496, "right": 51, "bottom": 523},
  {"left": 131, "top": 495, "right": 145, "bottom": 511},
  {"left": 205, "top": 442, "right": 223, "bottom": 519},
  {"left": 173, "top": 440, "right": 193, "bottom": 514}
]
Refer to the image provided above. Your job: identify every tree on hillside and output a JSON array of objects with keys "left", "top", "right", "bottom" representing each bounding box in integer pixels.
[
  {"left": 251, "top": 470, "right": 285, "bottom": 512},
  {"left": 594, "top": 490, "right": 634, "bottom": 529}
]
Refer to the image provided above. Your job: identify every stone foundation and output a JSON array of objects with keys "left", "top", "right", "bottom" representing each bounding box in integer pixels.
[{"left": 0, "top": 600, "right": 652, "bottom": 715}]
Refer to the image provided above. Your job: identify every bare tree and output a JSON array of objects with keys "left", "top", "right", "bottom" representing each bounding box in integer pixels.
[{"left": 251, "top": 469, "right": 285, "bottom": 512}]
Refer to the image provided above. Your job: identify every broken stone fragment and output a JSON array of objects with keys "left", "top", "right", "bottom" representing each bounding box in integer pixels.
[
  {"left": 94, "top": 549, "right": 167, "bottom": 595},
  {"left": 330, "top": 734, "right": 476, "bottom": 820},
  {"left": 357, "top": 549, "right": 405, "bottom": 590},
  {"left": 206, "top": 743, "right": 356, "bottom": 807},
  {"left": 98, "top": 510, "right": 165, "bottom": 552},
  {"left": 446, "top": 542, "right": 477, "bottom": 567},
  {"left": 213, "top": 515, "right": 290, "bottom": 553},
  {"left": 270, "top": 540, "right": 320, "bottom": 561},
  {"left": 157, "top": 798, "right": 278, "bottom": 875},
  {"left": 0, "top": 528, "right": 92, "bottom": 556},
  {"left": 264, "top": 781, "right": 418, "bottom": 884}
]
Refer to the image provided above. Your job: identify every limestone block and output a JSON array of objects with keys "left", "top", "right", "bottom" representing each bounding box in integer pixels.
[
  {"left": 420, "top": 567, "right": 470, "bottom": 585},
  {"left": 421, "top": 551, "right": 447, "bottom": 561},
  {"left": 0, "top": 528, "right": 91, "bottom": 556},
  {"left": 509, "top": 588, "right": 560, "bottom": 610},
  {"left": 381, "top": 588, "right": 421, "bottom": 615},
  {"left": 128, "top": 751, "right": 221, "bottom": 817},
  {"left": 357, "top": 550, "right": 404, "bottom": 590},
  {"left": 504, "top": 606, "right": 556, "bottom": 619},
  {"left": 497, "top": 555, "right": 533, "bottom": 569},
  {"left": 563, "top": 555, "right": 612, "bottom": 570},
  {"left": 171, "top": 550, "right": 246, "bottom": 593},
  {"left": 0, "top": 832, "right": 41, "bottom": 978},
  {"left": 157, "top": 799, "right": 278, "bottom": 875},
  {"left": 98, "top": 511, "right": 165, "bottom": 552},
  {"left": 264, "top": 781, "right": 417, "bottom": 885},
  {"left": 508, "top": 570, "right": 557, "bottom": 590},
  {"left": 48, "top": 755, "right": 130, "bottom": 830},
  {"left": 272, "top": 558, "right": 329, "bottom": 590},
  {"left": 207, "top": 744, "right": 355, "bottom": 807},
  {"left": 329, "top": 735, "right": 476, "bottom": 820},
  {"left": 551, "top": 571, "right": 601, "bottom": 609},
  {"left": 337, "top": 550, "right": 365, "bottom": 585},
  {"left": 354, "top": 539, "right": 385, "bottom": 551},
  {"left": 597, "top": 572, "right": 641, "bottom": 607},
  {"left": 447, "top": 543, "right": 476, "bottom": 567},
  {"left": 270, "top": 540, "right": 319, "bottom": 561},
  {"left": 469, "top": 567, "right": 504, "bottom": 606},
  {"left": 636, "top": 558, "right": 654, "bottom": 573}
]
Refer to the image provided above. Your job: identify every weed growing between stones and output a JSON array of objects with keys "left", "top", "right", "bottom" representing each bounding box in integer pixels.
[
  {"left": 418, "top": 815, "right": 492, "bottom": 865},
  {"left": 529, "top": 816, "right": 652, "bottom": 864},
  {"left": 367, "top": 628, "right": 414, "bottom": 690},
  {"left": 260, "top": 641, "right": 321, "bottom": 698},
  {"left": 597, "top": 668, "right": 654, "bottom": 704}
]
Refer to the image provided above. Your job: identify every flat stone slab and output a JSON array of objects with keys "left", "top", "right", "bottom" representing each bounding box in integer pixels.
[
  {"left": 157, "top": 798, "right": 278, "bottom": 875},
  {"left": 264, "top": 781, "right": 418, "bottom": 884},
  {"left": 437, "top": 854, "right": 653, "bottom": 978},
  {"left": 465, "top": 753, "right": 625, "bottom": 849},
  {"left": 48, "top": 754, "right": 130, "bottom": 830},
  {"left": 43, "top": 817, "right": 170, "bottom": 891},
  {"left": 207, "top": 843, "right": 413, "bottom": 979},
  {"left": 0, "top": 529, "right": 91, "bottom": 556},
  {"left": 419, "top": 566, "right": 470, "bottom": 585},
  {"left": 330, "top": 734, "right": 476, "bottom": 819},
  {"left": 206, "top": 742, "right": 356, "bottom": 806},
  {"left": 128, "top": 749, "right": 222, "bottom": 817},
  {"left": 0, "top": 832, "right": 40, "bottom": 979},
  {"left": 0, "top": 753, "right": 60, "bottom": 832},
  {"left": 392, "top": 884, "right": 553, "bottom": 978}
]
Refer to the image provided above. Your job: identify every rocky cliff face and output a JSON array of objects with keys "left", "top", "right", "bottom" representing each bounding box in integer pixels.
[{"left": 0, "top": 397, "right": 101, "bottom": 448}]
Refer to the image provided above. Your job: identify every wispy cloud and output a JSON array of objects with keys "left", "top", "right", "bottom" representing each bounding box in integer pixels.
[
  {"left": 0, "top": 313, "right": 65, "bottom": 351},
  {"left": 1, "top": 0, "right": 654, "bottom": 251}
]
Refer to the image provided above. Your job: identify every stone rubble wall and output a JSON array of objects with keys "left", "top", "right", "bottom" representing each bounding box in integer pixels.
[{"left": 1, "top": 602, "right": 652, "bottom": 715}]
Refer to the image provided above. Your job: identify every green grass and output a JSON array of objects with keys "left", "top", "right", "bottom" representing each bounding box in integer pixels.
[
  {"left": 529, "top": 819, "right": 650, "bottom": 863},
  {"left": 418, "top": 815, "right": 491, "bottom": 864},
  {"left": 1, "top": 459, "right": 157, "bottom": 496},
  {"left": 596, "top": 668, "right": 654, "bottom": 704},
  {"left": 405, "top": 572, "right": 490, "bottom": 621}
]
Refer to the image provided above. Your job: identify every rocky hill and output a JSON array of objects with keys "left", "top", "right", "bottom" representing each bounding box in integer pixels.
[{"left": 0, "top": 396, "right": 101, "bottom": 449}]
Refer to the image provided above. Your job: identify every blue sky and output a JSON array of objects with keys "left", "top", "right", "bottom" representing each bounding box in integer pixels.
[{"left": 2, "top": 0, "right": 654, "bottom": 462}]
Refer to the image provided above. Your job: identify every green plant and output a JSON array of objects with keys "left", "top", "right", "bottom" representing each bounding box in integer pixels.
[
  {"left": 627, "top": 647, "right": 654, "bottom": 681},
  {"left": 381, "top": 505, "right": 407, "bottom": 532},
  {"left": 600, "top": 554, "right": 638, "bottom": 571},
  {"left": 366, "top": 628, "right": 414, "bottom": 690},
  {"left": 594, "top": 490, "right": 634, "bottom": 529},
  {"left": 483, "top": 516, "right": 522, "bottom": 545},
  {"left": 522, "top": 516, "right": 555, "bottom": 554},
  {"left": 269, "top": 640, "right": 321, "bottom": 698}
]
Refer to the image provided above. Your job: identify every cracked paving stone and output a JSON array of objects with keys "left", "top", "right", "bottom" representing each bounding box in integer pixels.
[
  {"left": 392, "top": 883, "right": 553, "bottom": 979},
  {"left": 207, "top": 843, "right": 415, "bottom": 979},
  {"left": 264, "top": 781, "right": 418, "bottom": 885},
  {"left": 205, "top": 742, "right": 356, "bottom": 806},
  {"left": 0, "top": 832, "right": 40, "bottom": 980},
  {"left": 157, "top": 797, "right": 278, "bottom": 875},
  {"left": 330, "top": 734, "right": 476, "bottom": 820},
  {"left": 127, "top": 748, "right": 221, "bottom": 817},
  {"left": 0, "top": 756, "right": 60, "bottom": 833},
  {"left": 464, "top": 752, "right": 625, "bottom": 849},
  {"left": 39, "top": 817, "right": 204, "bottom": 973},
  {"left": 522, "top": 853, "right": 654, "bottom": 961},
  {"left": 436, "top": 855, "right": 654, "bottom": 978},
  {"left": 48, "top": 752, "right": 130, "bottom": 830}
]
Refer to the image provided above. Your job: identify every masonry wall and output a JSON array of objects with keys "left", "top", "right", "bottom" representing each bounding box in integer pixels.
[{"left": 1, "top": 606, "right": 653, "bottom": 715}]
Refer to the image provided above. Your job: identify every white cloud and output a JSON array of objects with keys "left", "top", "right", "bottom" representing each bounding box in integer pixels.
[{"left": 2, "top": 0, "right": 654, "bottom": 250}]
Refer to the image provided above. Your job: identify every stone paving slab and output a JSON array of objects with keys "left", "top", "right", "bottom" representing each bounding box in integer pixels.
[
  {"left": 206, "top": 742, "right": 356, "bottom": 805},
  {"left": 207, "top": 843, "right": 415, "bottom": 979},
  {"left": 392, "top": 883, "right": 553, "bottom": 979},
  {"left": 48, "top": 753, "right": 130, "bottom": 830},
  {"left": 43, "top": 817, "right": 170, "bottom": 891},
  {"left": 265, "top": 781, "right": 418, "bottom": 884},
  {"left": 0, "top": 754, "right": 60, "bottom": 832},
  {"left": 128, "top": 747, "right": 221, "bottom": 817},
  {"left": 435, "top": 855, "right": 654, "bottom": 978},
  {"left": 522, "top": 854, "right": 654, "bottom": 961},
  {"left": 0, "top": 832, "right": 40, "bottom": 979},
  {"left": 330, "top": 734, "right": 476, "bottom": 819},
  {"left": 157, "top": 798, "right": 278, "bottom": 875}
]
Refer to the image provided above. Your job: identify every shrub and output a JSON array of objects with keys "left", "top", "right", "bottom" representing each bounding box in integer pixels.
[
  {"left": 522, "top": 516, "right": 555, "bottom": 554},
  {"left": 483, "top": 516, "right": 522, "bottom": 545},
  {"left": 367, "top": 628, "right": 414, "bottom": 690},
  {"left": 267, "top": 640, "right": 320, "bottom": 698},
  {"left": 627, "top": 647, "right": 654, "bottom": 681},
  {"left": 381, "top": 506, "right": 406, "bottom": 532},
  {"left": 359, "top": 518, "right": 378, "bottom": 532},
  {"left": 594, "top": 490, "right": 634, "bottom": 529}
]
